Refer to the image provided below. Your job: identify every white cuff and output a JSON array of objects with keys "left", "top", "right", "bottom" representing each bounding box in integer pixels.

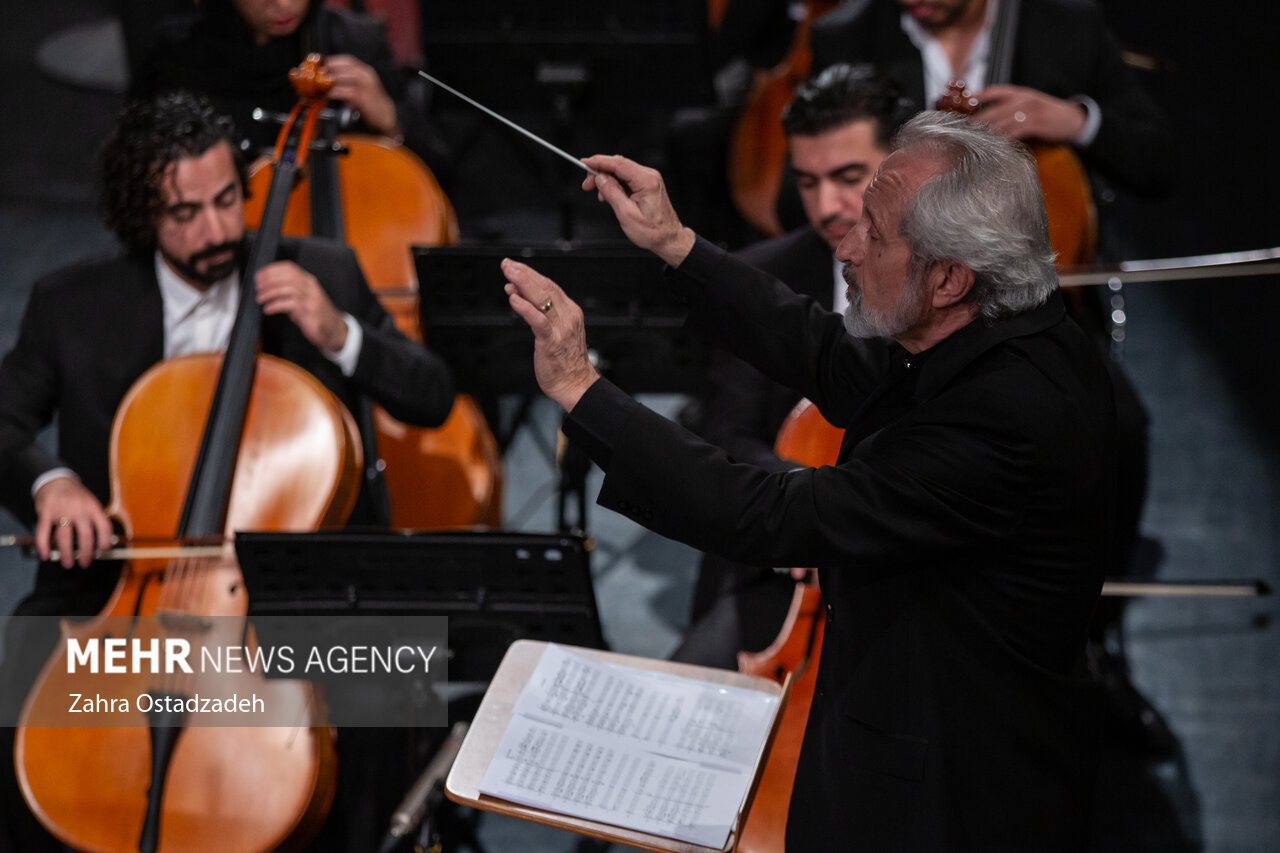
[
  {"left": 32, "top": 468, "right": 78, "bottom": 500},
  {"left": 323, "top": 313, "right": 363, "bottom": 377},
  {"left": 1070, "top": 95, "right": 1101, "bottom": 147}
]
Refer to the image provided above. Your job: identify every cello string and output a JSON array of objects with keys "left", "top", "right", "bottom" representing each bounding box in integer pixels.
[
  {"left": 165, "top": 552, "right": 191, "bottom": 697},
  {"left": 284, "top": 692, "right": 316, "bottom": 748}
]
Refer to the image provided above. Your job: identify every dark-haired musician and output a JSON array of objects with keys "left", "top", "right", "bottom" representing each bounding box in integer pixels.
[
  {"left": 0, "top": 90, "right": 452, "bottom": 562},
  {"left": 0, "top": 90, "right": 452, "bottom": 851}
]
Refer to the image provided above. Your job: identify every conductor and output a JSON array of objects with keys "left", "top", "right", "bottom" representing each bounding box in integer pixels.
[{"left": 502, "top": 112, "right": 1116, "bottom": 850}]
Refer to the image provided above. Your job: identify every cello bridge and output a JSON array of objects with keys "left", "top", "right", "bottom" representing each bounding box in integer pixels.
[{"left": 155, "top": 609, "right": 214, "bottom": 633}]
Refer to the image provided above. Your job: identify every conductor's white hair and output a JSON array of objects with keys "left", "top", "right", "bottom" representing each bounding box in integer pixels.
[{"left": 893, "top": 111, "right": 1058, "bottom": 319}]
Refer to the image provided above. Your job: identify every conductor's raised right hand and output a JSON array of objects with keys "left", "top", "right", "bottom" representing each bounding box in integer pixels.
[{"left": 581, "top": 155, "right": 696, "bottom": 268}]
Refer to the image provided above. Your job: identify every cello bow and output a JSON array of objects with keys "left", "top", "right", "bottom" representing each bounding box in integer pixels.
[{"left": 1058, "top": 246, "right": 1280, "bottom": 287}]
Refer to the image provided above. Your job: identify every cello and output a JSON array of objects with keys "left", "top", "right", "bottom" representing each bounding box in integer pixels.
[
  {"left": 727, "top": 0, "right": 840, "bottom": 238},
  {"left": 244, "top": 64, "right": 503, "bottom": 531},
  {"left": 14, "top": 62, "right": 353, "bottom": 852},
  {"left": 935, "top": 0, "right": 1096, "bottom": 267},
  {"left": 732, "top": 399, "right": 836, "bottom": 853}
]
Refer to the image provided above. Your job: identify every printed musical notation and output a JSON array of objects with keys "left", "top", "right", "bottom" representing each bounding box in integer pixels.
[{"left": 478, "top": 644, "right": 780, "bottom": 849}]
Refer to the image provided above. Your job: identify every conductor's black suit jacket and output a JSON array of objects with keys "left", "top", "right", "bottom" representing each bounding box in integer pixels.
[
  {"left": 0, "top": 236, "right": 454, "bottom": 529},
  {"left": 811, "top": 0, "right": 1172, "bottom": 195},
  {"left": 698, "top": 226, "right": 835, "bottom": 471},
  {"left": 566, "top": 238, "right": 1116, "bottom": 850},
  {"left": 682, "top": 227, "right": 834, "bottom": 656}
]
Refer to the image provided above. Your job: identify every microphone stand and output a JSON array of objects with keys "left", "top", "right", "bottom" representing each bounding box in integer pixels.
[{"left": 378, "top": 721, "right": 470, "bottom": 853}]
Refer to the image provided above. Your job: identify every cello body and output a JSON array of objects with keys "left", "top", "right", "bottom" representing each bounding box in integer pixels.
[
  {"left": 15, "top": 354, "right": 354, "bottom": 852},
  {"left": 772, "top": 397, "right": 843, "bottom": 469},
  {"left": 248, "top": 134, "right": 457, "bottom": 294},
  {"left": 734, "top": 396, "right": 841, "bottom": 852},
  {"left": 245, "top": 132, "right": 503, "bottom": 529},
  {"left": 735, "top": 583, "right": 825, "bottom": 853},
  {"left": 1034, "top": 143, "right": 1096, "bottom": 267}
]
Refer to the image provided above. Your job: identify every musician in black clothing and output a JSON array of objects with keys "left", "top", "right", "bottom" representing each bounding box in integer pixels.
[
  {"left": 811, "top": 0, "right": 1174, "bottom": 751},
  {"left": 132, "top": 0, "right": 452, "bottom": 178}
]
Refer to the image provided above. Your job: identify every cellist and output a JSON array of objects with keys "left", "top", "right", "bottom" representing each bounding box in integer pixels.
[
  {"left": 810, "top": 0, "right": 1173, "bottom": 208},
  {"left": 0, "top": 91, "right": 453, "bottom": 851},
  {"left": 674, "top": 64, "right": 914, "bottom": 669}
]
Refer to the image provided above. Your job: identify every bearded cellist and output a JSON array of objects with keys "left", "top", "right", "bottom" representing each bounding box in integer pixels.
[{"left": 0, "top": 90, "right": 453, "bottom": 851}]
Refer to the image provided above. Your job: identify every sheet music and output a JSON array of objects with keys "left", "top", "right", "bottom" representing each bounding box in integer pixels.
[{"left": 478, "top": 644, "right": 780, "bottom": 849}]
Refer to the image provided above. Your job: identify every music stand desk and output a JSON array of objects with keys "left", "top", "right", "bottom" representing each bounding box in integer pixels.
[
  {"left": 414, "top": 243, "right": 707, "bottom": 396},
  {"left": 234, "top": 530, "right": 605, "bottom": 683},
  {"left": 445, "top": 640, "right": 790, "bottom": 853}
]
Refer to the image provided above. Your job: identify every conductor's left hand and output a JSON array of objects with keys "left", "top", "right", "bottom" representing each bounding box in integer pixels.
[{"left": 502, "top": 258, "right": 600, "bottom": 412}]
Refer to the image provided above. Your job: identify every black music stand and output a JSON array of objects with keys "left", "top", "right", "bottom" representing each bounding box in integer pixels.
[
  {"left": 414, "top": 243, "right": 705, "bottom": 395},
  {"left": 236, "top": 530, "right": 603, "bottom": 850},
  {"left": 414, "top": 243, "right": 707, "bottom": 529},
  {"left": 419, "top": 2, "right": 712, "bottom": 114},
  {"left": 419, "top": 2, "right": 713, "bottom": 239},
  {"left": 234, "top": 530, "right": 604, "bottom": 684}
]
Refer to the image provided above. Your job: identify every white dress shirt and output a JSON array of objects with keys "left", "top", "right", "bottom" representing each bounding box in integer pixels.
[
  {"left": 900, "top": 0, "right": 1100, "bottom": 146},
  {"left": 31, "top": 253, "right": 363, "bottom": 497},
  {"left": 157, "top": 254, "right": 240, "bottom": 358}
]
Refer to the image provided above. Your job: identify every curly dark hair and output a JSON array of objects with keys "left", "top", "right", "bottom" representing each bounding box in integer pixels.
[
  {"left": 782, "top": 63, "right": 917, "bottom": 147},
  {"left": 98, "top": 91, "right": 248, "bottom": 256}
]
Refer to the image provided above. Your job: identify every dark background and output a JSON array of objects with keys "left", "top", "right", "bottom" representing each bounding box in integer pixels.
[{"left": 1, "top": 2, "right": 1277, "bottom": 850}]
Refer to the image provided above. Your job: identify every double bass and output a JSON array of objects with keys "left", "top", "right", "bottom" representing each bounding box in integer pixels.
[
  {"left": 14, "top": 61, "right": 352, "bottom": 852},
  {"left": 244, "top": 65, "right": 503, "bottom": 531}
]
